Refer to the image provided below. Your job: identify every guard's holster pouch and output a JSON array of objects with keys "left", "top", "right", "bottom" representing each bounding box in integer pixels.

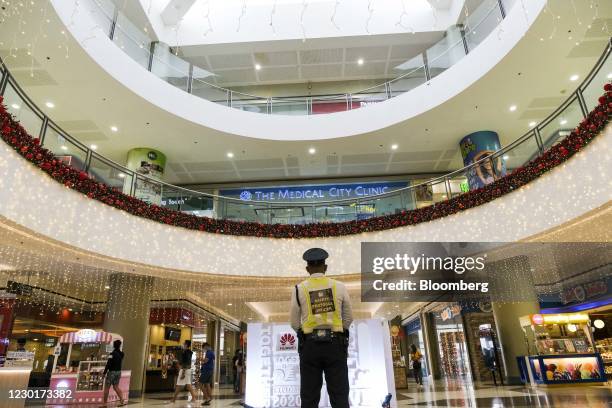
[
  {"left": 297, "top": 329, "right": 305, "bottom": 354},
  {"left": 313, "top": 329, "right": 332, "bottom": 343}
]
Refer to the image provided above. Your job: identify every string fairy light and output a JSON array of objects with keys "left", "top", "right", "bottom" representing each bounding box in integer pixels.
[
  {"left": 395, "top": 0, "right": 415, "bottom": 34},
  {"left": 236, "top": 0, "right": 247, "bottom": 33},
  {"left": 202, "top": 0, "right": 213, "bottom": 37},
  {"left": 299, "top": 0, "right": 308, "bottom": 42},
  {"left": 330, "top": 0, "right": 340, "bottom": 30},
  {"left": 269, "top": 0, "right": 277, "bottom": 33},
  {"left": 365, "top": 0, "right": 374, "bottom": 34}
]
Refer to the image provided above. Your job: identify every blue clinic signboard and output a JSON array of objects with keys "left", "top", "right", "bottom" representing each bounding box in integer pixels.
[{"left": 220, "top": 181, "right": 409, "bottom": 202}]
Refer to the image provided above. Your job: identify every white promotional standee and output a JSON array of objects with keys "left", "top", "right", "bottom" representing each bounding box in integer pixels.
[{"left": 245, "top": 319, "right": 397, "bottom": 408}]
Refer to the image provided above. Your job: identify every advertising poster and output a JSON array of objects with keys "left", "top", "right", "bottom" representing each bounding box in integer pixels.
[
  {"left": 125, "top": 148, "right": 167, "bottom": 205},
  {"left": 245, "top": 319, "right": 396, "bottom": 408},
  {"left": 535, "top": 356, "right": 604, "bottom": 382},
  {"left": 459, "top": 131, "right": 506, "bottom": 190}
]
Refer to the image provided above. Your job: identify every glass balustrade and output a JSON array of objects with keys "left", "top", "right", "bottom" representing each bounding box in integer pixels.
[
  {"left": 0, "top": 15, "right": 610, "bottom": 227},
  {"left": 83, "top": 0, "right": 512, "bottom": 116}
]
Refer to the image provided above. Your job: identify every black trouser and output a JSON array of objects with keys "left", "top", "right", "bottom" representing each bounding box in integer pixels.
[{"left": 299, "top": 337, "right": 349, "bottom": 408}]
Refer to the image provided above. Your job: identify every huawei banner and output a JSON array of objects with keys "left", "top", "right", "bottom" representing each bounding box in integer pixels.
[{"left": 245, "top": 319, "right": 396, "bottom": 408}]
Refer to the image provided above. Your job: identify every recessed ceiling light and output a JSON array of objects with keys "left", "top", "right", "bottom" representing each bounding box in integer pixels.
[
  {"left": 308, "top": 147, "right": 316, "bottom": 154},
  {"left": 60, "top": 145, "right": 68, "bottom": 151},
  {"left": 569, "top": 74, "right": 579, "bottom": 81},
  {"left": 45, "top": 101, "right": 55, "bottom": 108},
  {"left": 90, "top": 144, "right": 97, "bottom": 150},
  {"left": 104, "top": 285, "right": 110, "bottom": 289},
  {"left": 391, "top": 144, "right": 398, "bottom": 150},
  {"left": 118, "top": 173, "right": 125, "bottom": 178},
  {"left": 10, "top": 103, "right": 20, "bottom": 109},
  {"left": 529, "top": 121, "right": 537, "bottom": 127},
  {"left": 227, "top": 303, "right": 232, "bottom": 306},
  {"left": 560, "top": 119, "right": 568, "bottom": 125},
  {"left": 509, "top": 105, "right": 517, "bottom": 112},
  {"left": 254, "top": 64, "right": 261, "bottom": 70},
  {"left": 227, "top": 152, "right": 234, "bottom": 158},
  {"left": 502, "top": 155, "right": 510, "bottom": 160},
  {"left": 357, "top": 58, "right": 364, "bottom": 65},
  {"left": 110, "top": 126, "right": 118, "bottom": 132}
]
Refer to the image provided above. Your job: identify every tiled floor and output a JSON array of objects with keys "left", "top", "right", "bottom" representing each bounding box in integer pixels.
[{"left": 39, "top": 380, "right": 612, "bottom": 407}]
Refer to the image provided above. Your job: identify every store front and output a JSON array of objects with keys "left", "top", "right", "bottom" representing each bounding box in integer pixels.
[
  {"left": 430, "top": 304, "right": 472, "bottom": 380},
  {"left": 403, "top": 317, "right": 428, "bottom": 379},
  {"left": 459, "top": 301, "right": 504, "bottom": 384},
  {"left": 146, "top": 307, "right": 211, "bottom": 393},
  {"left": 517, "top": 312, "right": 606, "bottom": 385},
  {"left": 6, "top": 301, "right": 105, "bottom": 388},
  {"left": 537, "top": 275, "right": 612, "bottom": 382},
  {"left": 218, "top": 325, "right": 241, "bottom": 387}
]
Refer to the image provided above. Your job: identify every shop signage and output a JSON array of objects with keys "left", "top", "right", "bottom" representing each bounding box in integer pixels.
[
  {"left": 560, "top": 280, "right": 608, "bottom": 305},
  {"left": 530, "top": 313, "right": 589, "bottom": 325},
  {"left": 221, "top": 181, "right": 408, "bottom": 202},
  {"left": 75, "top": 329, "right": 96, "bottom": 342},
  {"left": 7, "top": 281, "right": 33, "bottom": 296},
  {"left": 6, "top": 351, "right": 34, "bottom": 360},
  {"left": 440, "top": 305, "right": 461, "bottom": 321}
]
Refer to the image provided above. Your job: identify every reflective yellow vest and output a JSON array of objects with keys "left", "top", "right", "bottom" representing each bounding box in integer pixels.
[{"left": 300, "top": 276, "right": 343, "bottom": 334}]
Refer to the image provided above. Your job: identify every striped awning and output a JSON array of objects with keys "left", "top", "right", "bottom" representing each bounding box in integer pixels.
[{"left": 59, "top": 330, "right": 114, "bottom": 344}]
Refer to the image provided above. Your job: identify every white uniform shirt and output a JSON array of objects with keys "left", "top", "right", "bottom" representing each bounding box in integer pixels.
[{"left": 290, "top": 273, "right": 353, "bottom": 332}]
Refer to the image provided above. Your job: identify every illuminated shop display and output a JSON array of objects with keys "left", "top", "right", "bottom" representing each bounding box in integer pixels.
[
  {"left": 245, "top": 320, "right": 396, "bottom": 408},
  {"left": 517, "top": 313, "right": 606, "bottom": 385},
  {"left": 47, "top": 330, "right": 130, "bottom": 405}
]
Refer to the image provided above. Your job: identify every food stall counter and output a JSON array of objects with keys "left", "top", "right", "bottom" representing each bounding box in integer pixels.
[
  {"left": 47, "top": 330, "right": 130, "bottom": 405},
  {"left": 517, "top": 313, "right": 607, "bottom": 386}
]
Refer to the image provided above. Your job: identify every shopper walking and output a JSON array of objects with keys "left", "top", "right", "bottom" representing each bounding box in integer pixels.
[
  {"left": 171, "top": 340, "right": 198, "bottom": 404},
  {"left": 410, "top": 344, "right": 423, "bottom": 388},
  {"left": 101, "top": 339, "right": 126, "bottom": 407},
  {"left": 232, "top": 349, "right": 244, "bottom": 393},
  {"left": 290, "top": 248, "right": 354, "bottom": 408},
  {"left": 199, "top": 342, "right": 216, "bottom": 406}
]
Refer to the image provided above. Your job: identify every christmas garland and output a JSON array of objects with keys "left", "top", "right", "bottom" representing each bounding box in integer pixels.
[{"left": 1, "top": 84, "right": 611, "bottom": 239}]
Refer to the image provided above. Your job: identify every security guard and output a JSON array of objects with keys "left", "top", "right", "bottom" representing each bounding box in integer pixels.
[{"left": 290, "top": 248, "right": 353, "bottom": 408}]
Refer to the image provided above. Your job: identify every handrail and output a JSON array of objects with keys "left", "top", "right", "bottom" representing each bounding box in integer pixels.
[
  {"left": 87, "top": 0, "right": 507, "bottom": 115},
  {"left": 1, "top": 28, "right": 610, "bottom": 223}
]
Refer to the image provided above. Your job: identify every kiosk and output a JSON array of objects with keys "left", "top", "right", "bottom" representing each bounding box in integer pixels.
[
  {"left": 517, "top": 313, "right": 606, "bottom": 385},
  {"left": 47, "top": 330, "right": 130, "bottom": 405}
]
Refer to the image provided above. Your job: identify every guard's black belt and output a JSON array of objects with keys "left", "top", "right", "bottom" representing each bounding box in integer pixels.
[{"left": 304, "top": 329, "right": 344, "bottom": 341}]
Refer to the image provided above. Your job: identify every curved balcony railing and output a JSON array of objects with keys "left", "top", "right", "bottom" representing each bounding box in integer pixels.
[
  {"left": 84, "top": 0, "right": 515, "bottom": 116},
  {"left": 1, "top": 40, "right": 610, "bottom": 226}
]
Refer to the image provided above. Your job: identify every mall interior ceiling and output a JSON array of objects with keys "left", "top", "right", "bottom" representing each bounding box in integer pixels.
[{"left": 0, "top": 0, "right": 610, "bottom": 185}]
